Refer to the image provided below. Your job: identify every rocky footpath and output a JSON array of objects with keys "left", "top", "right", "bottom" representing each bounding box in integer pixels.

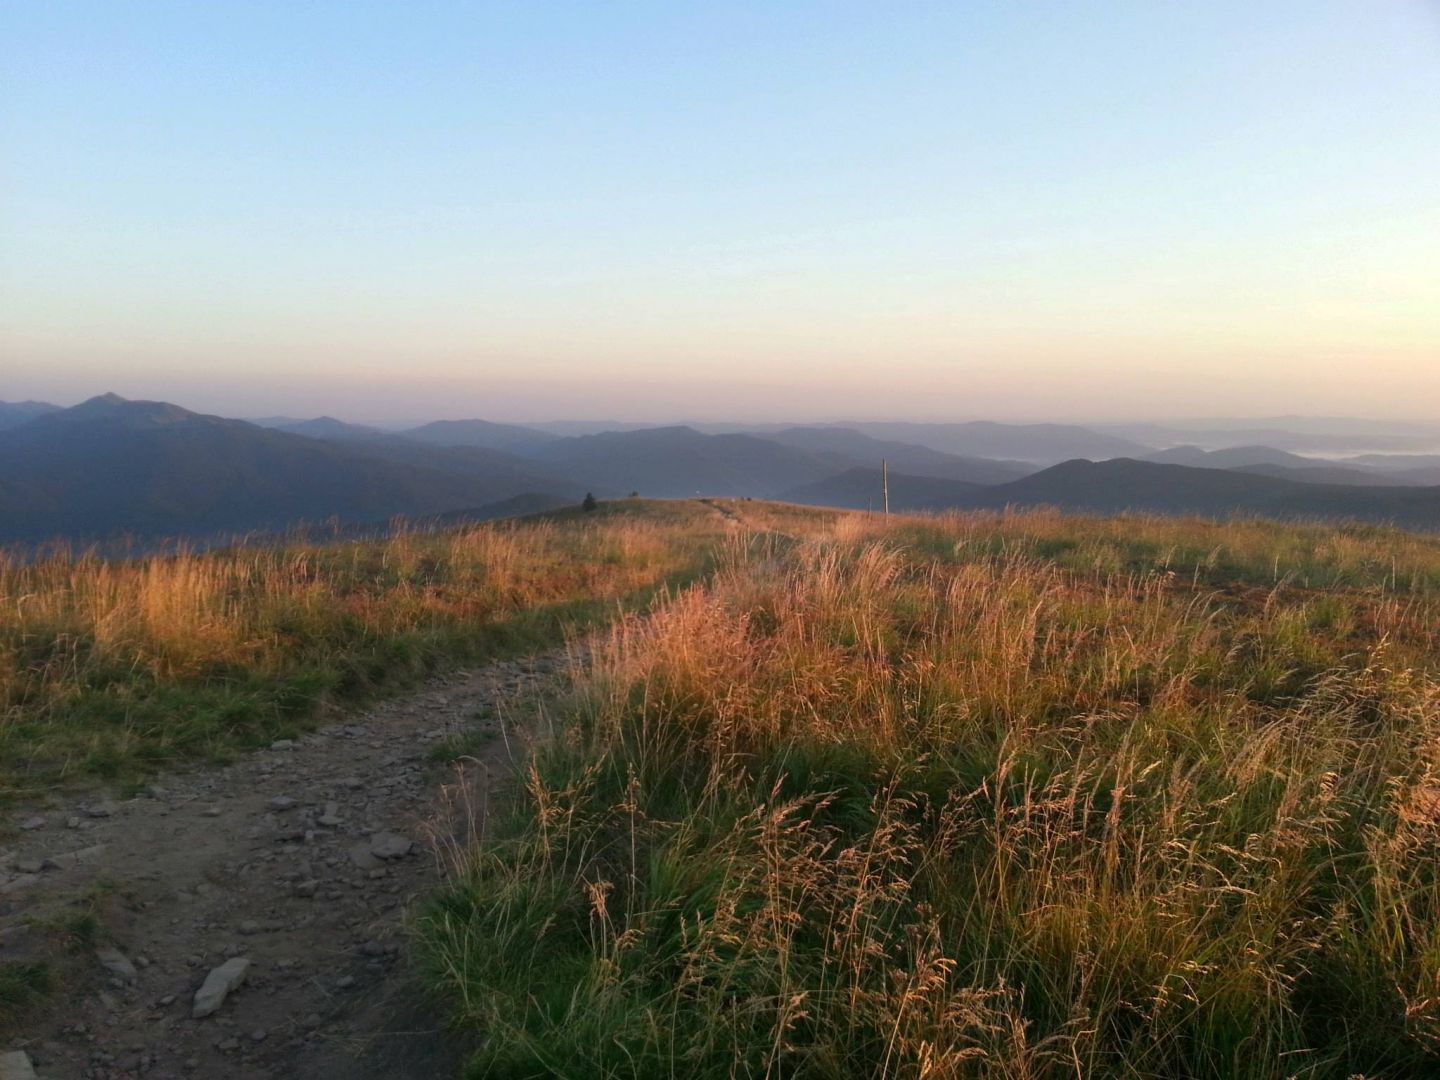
[{"left": 0, "top": 651, "right": 572, "bottom": 1079}]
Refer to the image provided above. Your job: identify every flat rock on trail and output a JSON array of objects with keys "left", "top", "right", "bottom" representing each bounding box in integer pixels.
[{"left": 1, "top": 651, "right": 570, "bottom": 1080}]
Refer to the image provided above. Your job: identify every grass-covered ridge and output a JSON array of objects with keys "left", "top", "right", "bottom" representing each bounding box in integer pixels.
[
  {"left": 0, "top": 499, "right": 745, "bottom": 798},
  {"left": 422, "top": 505, "right": 1440, "bottom": 1078}
]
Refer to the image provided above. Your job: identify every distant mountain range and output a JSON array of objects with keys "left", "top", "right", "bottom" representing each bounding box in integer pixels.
[
  {"left": 760, "top": 427, "right": 1033, "bottom": 484},
  {"left": 783, "top": 468, "right": 984, "bottom": 512},
  {"left": 0, "top": 395, "right": 577, "bottom": 542},
  {"left": 527, "top": 427, "right": 846, "bottom": 499},
  {"left": 826, "top": 421, "right": 1149, "bottom": 464},
  {"left": 253, "top": 416, "right": 384, "bottom": 441},
  {"left": 0, "top": 400, "right": 61, "bottom": 431},
  {"left": 1099, "top": 420, "right": 1440, "bottom": 455},
  {"left": 1, "top": 395, "right": 1438, "bottom": 541},
  {"left": 783, "top": 459, "right": 1440, "bottom": 529},
  {"left": 401, "top": 418, "right": 560, "bottom": 455},
  {"left": 974, "top": 459, "right": 1440, "bottom": 526}
]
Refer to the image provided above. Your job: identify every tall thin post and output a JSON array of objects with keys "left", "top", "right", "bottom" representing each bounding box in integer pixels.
[{"left": 882, "top": 458, "right": 890, "bottom": 517}]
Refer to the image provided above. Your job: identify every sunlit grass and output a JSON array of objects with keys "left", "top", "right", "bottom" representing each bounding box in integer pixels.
[
  {"left": 422, "top": 506, "right": 1440, "bottom": 1078},
  {"left": 0, "top": 500, "right": 732, "bottom": 797}
]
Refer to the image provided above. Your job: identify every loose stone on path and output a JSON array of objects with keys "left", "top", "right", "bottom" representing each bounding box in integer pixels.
[
  {"left": 369, "top": 833, "right": 415, "bottom": 860},
  {"left": 192, "top": 956, "right": 251, "bottom": 1019},
  {"left": 96, "top": 946, "right": 138, "bottom": 983},
  {"left": 0, "top": 1051, "right": 38, "bottom": 1080}
]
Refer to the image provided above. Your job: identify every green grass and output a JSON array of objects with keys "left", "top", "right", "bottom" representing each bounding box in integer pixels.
[
  {"left": 0, "top": 961, "right": 52, "bottom": 1024},
  {"left": 0, "top": 877, "right": 127, "bottom": 1037},
  {"left": 429, "top": 728, "right": 501, "bottom": 763}
]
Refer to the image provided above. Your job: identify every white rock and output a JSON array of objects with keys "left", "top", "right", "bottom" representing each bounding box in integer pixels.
[
  {"left": 97, "top": 946, "right": 138, "bottom": 982},
  {"left": 191, "top": 957, "right": 250, "bottom": 1018},
  {"left": 0, "top": 1050, "right": 38, "bottom": 1080},
  {"left": 368, "top": 833, "right": 414, "bottom": 860},
  {"left": 348, "top": 843, "right": 382, "bottom": 871}
]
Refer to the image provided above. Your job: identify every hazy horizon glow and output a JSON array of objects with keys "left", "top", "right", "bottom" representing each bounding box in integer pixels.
[{"left": 4, "top": 2, "right": 1438, "bottom": 424}]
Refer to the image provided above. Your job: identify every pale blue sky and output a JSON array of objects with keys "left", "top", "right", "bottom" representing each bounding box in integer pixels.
[{"left": 3, "top": 1, "right": 1438, "bottom": 422}]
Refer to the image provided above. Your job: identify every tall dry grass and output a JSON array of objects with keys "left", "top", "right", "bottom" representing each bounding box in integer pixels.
[
  {"left": 423, "top": 508, "right": 1440, "bottom": 1078},
  {"left": 0, "top": 503, "right": 723, "bottom": 795}
]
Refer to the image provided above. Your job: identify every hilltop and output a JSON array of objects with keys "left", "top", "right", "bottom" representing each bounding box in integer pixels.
[
  {"left": 4, "top": 499, "right": 1440, "bottom": 1078},
  {"left": 0, "top": 395, "right": 575, "bottom": 542}
]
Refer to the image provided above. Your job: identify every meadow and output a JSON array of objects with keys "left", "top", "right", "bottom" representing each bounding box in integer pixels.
[
  {"left": 0, "top": 500, "right": 731, "bottom": 799},
  {"left": 421, "top": 504, "right": 1440, "bottom": 1078},
  {"left": 7, "top": 498, "right": 1440, "bottom": 1075}
]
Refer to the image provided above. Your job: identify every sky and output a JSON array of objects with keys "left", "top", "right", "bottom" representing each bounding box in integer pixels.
[{"left": 3, "top": 1, "right": 1438, "bottom": 424}]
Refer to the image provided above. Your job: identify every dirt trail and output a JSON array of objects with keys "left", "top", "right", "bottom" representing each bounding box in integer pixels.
[{"left": 1, "top": 649, "right": 572, "bottom": 1080}]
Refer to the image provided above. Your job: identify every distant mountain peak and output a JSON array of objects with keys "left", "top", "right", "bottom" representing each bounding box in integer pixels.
[
  {"left": 51, "top": 393, "right": 206, "bottom": 429},
  {"left": 401, "top": 417, "right": 557, "bottom": 454}
]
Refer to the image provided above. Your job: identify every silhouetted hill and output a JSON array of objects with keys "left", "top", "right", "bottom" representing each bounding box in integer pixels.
[
  {"left": 1231, "top": 463, "right": 1416, "bottom": 487},
  {"left": 337, "top": 435, "right": 575, "bottom": 492},
  {"left": 760, "top": 427, "right": 1033, "bottom": 484},
  {"left": 0, "top": 400, "right": 60, "bottom": 430},
  {"left": 527, "top": 420, "right": 659, "bottom": 437},
  {"left": 976, "top": 459, "right": 1440, "bottom": 529},
  {"left": 1388, "top": 467, "right": 1440, "bottom": 486},
  {"left": 1141, "top": 445, "right": 1434, "bottom": 487},
  {"left": 528, "top": 427, "right": 845, "bottom": 498},
  {"left": 1144, "top": 444, "right": 1317, "bottom": 469},
  {"left": 1340, "top": 454, "right": 1440, "bottom": 485},
  {"left": 780, "top": 468, "right": 983, "bottom": 511},
  {"left": 780, "top": 459, "right": 1440, "bottom": 530},
  {"left": 1101, "top": 422, "right": 1440, "bottom": 455},
  {"left": 1346, "top": 453, "right": 1440, "bottom": 470},
  {"left": 0, "top": 395, "right": 576, "bottom": 542},
  {"left": 842, "top": 421, "right": 1149, "bottom": 463},
  {"left": 403, "top": 418, "right": 557, "bottom": 455},
  {"left": 256, "top": 416, "right": 385, "bottom": 441}
]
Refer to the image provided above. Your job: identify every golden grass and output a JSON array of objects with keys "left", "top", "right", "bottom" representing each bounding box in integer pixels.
[
  {"left": 0, "top": 501, "right": 732, "bottom": 795},
  {"left": 424, "top": 504, "right": 1440, "bottom": 1078}
]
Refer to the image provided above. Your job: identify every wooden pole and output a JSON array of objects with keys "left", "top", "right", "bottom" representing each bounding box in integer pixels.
[{"left": 882, "top": 458, "right": 890, "bottom": 516}]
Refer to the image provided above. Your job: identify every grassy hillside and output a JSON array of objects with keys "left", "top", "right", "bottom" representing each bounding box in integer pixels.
[
  {"left": 0, "top": 500, "right": 742, "bottom": 797},
  {"left": 421, "top": 502, "right": 1440, "bottom": 1078},
  {"left": 945, "top": 459, "right": 1440, "bottom": 530},
  {"left": 9, "top": 498, "right": 1440, "bottom": 1075}
]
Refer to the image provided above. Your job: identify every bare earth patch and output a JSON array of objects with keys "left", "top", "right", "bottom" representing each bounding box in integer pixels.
[{"left": 1, "top": 650, "right": 568, "bottom": 1080}]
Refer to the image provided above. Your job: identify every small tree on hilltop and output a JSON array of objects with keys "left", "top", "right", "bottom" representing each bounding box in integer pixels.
[{"left": 582, "top": 493, "right": 598, "bottom": 512}]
